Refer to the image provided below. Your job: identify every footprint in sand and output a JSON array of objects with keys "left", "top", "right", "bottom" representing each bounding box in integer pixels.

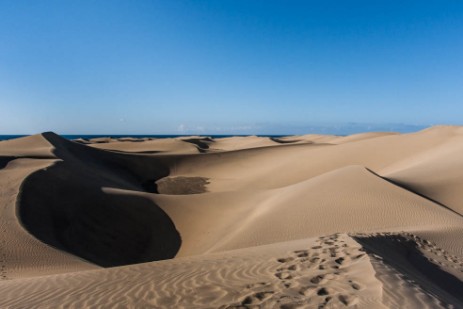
[
  {"left": 266, "top": 234, "right": 368, "bottom": 307},
  {"left": 227, "top": 234, "right": 371, "bottom": 308}
]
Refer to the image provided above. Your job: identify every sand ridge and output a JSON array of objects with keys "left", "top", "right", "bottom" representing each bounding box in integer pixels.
[
  {"left": 0, "top": 234, "right": 387, "bottom": 308},
  {"left": 1, "top": 233, "right": 460, "bottom": 308},
  {"left": 1, "top": 126, "right": 463, "bottom": 308}
]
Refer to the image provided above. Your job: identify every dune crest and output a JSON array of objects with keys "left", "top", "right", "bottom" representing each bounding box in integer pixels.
[
  {"left": 17, "top": 132, "right": 181, "bottom": 267},
  {"left": 1, "top": 126, "right": 463, "bottom": 308}
]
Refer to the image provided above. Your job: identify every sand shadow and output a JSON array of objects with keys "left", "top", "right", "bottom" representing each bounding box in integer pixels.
[
  {"left": 270, "top": 137, "right": 302, "bottom": 144},
  {"left": 0, "top": 156, "right": 16, "bottom": 169},
  {"left": 182, "top": 138, "right": 212, "bottom": 152},
  {"left": 366, "top": 168, "right": 462, "bottom": 218},
  {"left": 17, "top": 133, "right": 181, "bottom": 267},
  {"left": 354, "top": 234, "right": 463, "bottom": 304}
]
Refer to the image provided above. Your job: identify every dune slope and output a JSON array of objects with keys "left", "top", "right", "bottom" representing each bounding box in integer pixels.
[
  {"left": 18, "top": 132, "right": 181, "bottom": 267},
  {"left": 1, "top": 126, "right": 463, "bottom": 308}
]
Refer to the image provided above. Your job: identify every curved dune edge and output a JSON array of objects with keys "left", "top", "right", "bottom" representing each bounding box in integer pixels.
[
  {"left": 154, "top": 165, "right": 463, "bottom": 257},
  {"left": 1, "top": 126, "right": 463, "bottom": 308},
  {"left": 16, "top": 132, "right": 181, "bottom": 267},
  {"left": 0, "top": 136, "right": 97, "bottom": 280}
]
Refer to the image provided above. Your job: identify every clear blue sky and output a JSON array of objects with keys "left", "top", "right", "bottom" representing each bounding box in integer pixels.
[{"left": 1, "top": 1, "right": 462, "bottom": 134}]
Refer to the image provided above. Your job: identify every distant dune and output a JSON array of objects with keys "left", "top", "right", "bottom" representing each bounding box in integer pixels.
[{"left": 1, "top": 126, "right": 463, "bottom": 308}]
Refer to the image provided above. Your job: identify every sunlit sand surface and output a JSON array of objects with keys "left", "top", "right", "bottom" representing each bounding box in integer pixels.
[{"left": 1, "top": 126, "right": 463, "bottom": 308}]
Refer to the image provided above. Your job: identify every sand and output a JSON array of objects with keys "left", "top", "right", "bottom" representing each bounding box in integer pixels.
[{"left": 1, "top": 126, "right": 463, "bottom": 308}]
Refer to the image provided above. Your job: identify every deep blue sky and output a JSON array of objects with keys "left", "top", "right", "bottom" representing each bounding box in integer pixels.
[{"left": 1, "top": 1, "right": 462, "bottom": 134}]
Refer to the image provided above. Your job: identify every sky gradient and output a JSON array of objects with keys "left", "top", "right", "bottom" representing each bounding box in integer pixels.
[{"left": 1, "top": 1, "right": 462, "bottom": 134}]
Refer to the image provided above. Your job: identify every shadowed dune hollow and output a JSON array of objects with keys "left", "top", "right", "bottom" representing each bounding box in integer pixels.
[
  {"left": 18, "top": 132, "right": 181, "bottom": 267},
  {"left": 2, "top": 127, "right": 463, "bottom": 308}
]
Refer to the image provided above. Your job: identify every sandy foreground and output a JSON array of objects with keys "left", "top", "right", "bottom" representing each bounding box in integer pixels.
[{"left": 1, "top": 126, "right": 463, "bottom": 308}]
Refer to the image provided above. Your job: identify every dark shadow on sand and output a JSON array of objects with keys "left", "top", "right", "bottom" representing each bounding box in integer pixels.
[
  {"left": 366, "top": 168, "right": 462, "bottom": 218},
  {"left": 0, "top": 156, "right": 16, "bottom": 169},
  {"left": 17, "top": 132, "right": 181, "bottom": 267},
  {"left": 354, "top": 234, "right": 463, "bottom": 305},
  {"left": 182, "top": 138, "right": 213, "bottom": 152}
]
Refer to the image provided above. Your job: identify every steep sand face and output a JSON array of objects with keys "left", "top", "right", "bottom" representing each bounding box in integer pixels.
[
  {"left": 0, "top": 137, "right": 96, "bottom": 279},
  {"left": 1, "top": 126, "right": 463, "bottom": 308},
  {"left": 381, "top": 127, "right": 463, "bottom": 216},
  {"left": 18, "top": 132, "right": 181, "bottom": 267},
  {"left": 0, "top": 134, "right": 55, "bottom": 158}
]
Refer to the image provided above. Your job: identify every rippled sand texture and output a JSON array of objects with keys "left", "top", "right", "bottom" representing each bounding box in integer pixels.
[
  {"left": 1, "top": 126, "right": 463, "bottom": 308},
  {"left": 0, "top": 235, "right": 386, "bottom": 308}
]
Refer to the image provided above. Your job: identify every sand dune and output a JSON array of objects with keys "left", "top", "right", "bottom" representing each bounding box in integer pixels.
[
  {"left": 153, "top": 165, "right": 463, "bottom": 256},
  {"left": 88, "top": 137, "right": 202, "bottom": 154},
  {"left": 1, "top": 126, "right": 463, "bottom": 308},
  {"left": 0, "top": 234, "right": 388, "bottom": 308},
  {"left": 0, "top": 158, "right": 96, "bottom": 279},
  {"left": 19, "top": 132, "right": 181, "bottom": 267},
  {"left": 382, "top": 127, "right": 463, "bottom": 216},
  {"left": 1, "top": 233, "right": 461, "bottom": 308}
]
